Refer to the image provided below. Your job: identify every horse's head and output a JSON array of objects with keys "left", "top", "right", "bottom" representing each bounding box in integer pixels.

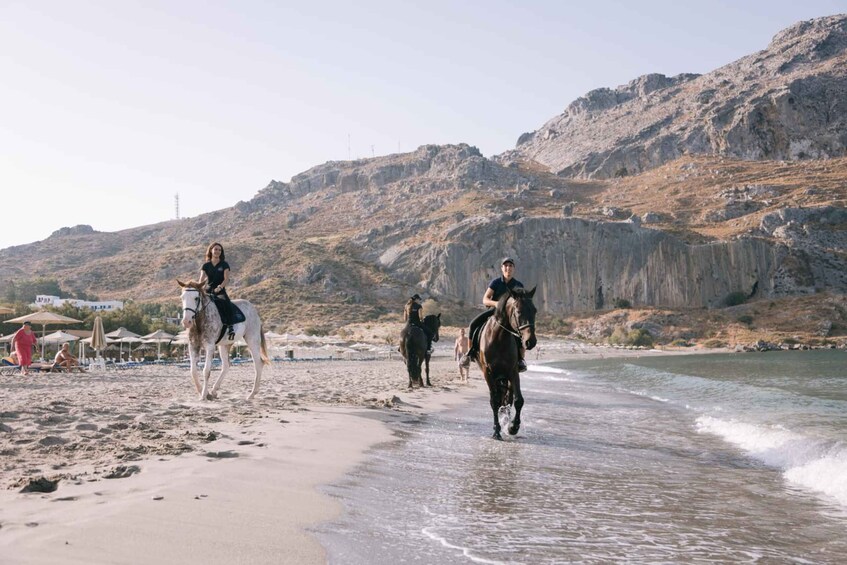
[
  {"left": 423, "top": 313, "right": 442, "bottom": 343},
  {"left": 505, "top": 286, "right": 537, "bottom": 350},
  {"left": 177, "top": 279, "right": 206, "bottom": 329}
]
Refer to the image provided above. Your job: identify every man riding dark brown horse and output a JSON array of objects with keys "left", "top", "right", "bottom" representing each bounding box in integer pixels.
[
  {"left": 461, "top": 257, "right": 528, "bottom": 372},
  {"left": 476, "top": 285, "right": 537, "bottom": 439}
]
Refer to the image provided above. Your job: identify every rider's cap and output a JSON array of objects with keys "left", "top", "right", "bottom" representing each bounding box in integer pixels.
[
  {"left": 411, "top": 293, "right": 421, "bottom": 300},
  {"left": 501, "top": 257, "right": 515, "bottom": 266},
  {"left": 23, "top": 321, "right": 31, "bottom": 326}
]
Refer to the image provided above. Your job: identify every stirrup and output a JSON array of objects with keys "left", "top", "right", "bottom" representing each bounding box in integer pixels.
[{"left": 227, "top": 326, "right": 235, "bottom": 340}]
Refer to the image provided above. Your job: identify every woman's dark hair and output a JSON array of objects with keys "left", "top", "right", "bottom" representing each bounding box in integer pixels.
[{"left": 205, "top": 242, "right": 226, "bottom": 262}]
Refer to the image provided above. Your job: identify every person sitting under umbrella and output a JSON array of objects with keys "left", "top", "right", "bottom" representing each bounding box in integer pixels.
[{"left": 52, "top": 342, "right": 80, "bottom": 372}]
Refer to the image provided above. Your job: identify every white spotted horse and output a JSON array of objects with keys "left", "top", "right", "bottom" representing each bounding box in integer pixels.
[{"left": 177, "top": 280, "right": 270, "bottom": 400}]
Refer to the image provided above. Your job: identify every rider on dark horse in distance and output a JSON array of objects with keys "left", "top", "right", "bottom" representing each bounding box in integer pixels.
[
  {"left": 404, "top": 294, "right": 434, "bottom": 353},
  {"left": 461, "top": 257, "right": 528, "bottom": 372}
]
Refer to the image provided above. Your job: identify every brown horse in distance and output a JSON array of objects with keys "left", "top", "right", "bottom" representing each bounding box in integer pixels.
[{"left": 477, "top": 286, "right": 537, "bottom": 439}]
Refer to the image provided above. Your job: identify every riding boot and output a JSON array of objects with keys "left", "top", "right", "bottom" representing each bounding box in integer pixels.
[{"left": 518, "top": 358, "right": 527, "bottom": 372}]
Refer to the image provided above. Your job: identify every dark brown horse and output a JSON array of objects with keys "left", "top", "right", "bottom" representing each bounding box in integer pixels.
[
  {"left": 477, "top": 286, "right": 537, "bottom": 439},
  {"left": 399, "top": 314, "right": 441, "bottom": 388}
]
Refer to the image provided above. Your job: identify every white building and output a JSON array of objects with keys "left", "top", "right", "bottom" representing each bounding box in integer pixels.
[{"left": 33, "top": 295, "right": 124, "bottom": 311}]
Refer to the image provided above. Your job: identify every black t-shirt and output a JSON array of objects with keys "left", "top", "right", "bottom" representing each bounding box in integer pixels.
[
  {"left": 202, "top": 260, "right": 230, "bottom": 288},
  {"left": 405, "top": 301, "right": 423, "bottom": 325},
  {"left": 488, "top": 276, "right": 524, "bottom": 302}
]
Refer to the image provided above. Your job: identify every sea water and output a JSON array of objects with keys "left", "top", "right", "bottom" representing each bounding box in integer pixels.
[{"left": 317, "top": 350, "right": 847, "bottom": 564}]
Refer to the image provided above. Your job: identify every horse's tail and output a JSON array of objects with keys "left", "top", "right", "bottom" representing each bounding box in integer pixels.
[
  {"left": 407, "top": 349, "right": 421, "bottom": 380},
  {"left": 259, "top": 326, "right": 271, "bottom": 365}
]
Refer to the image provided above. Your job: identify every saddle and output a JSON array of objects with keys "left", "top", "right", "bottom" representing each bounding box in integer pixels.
[
  {"left": 209, "top": 295, "right": 244, "bottom": 324},
  {"left": 210, "top": 295, "right": 246, "bottom": 343}
]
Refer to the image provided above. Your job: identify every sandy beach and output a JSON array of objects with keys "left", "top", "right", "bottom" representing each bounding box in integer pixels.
[{"left": 0, "top": 341, "right": 691, "bottom": 564}]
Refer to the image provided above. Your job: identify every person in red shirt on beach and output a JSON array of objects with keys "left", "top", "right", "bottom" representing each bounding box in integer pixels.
[{"left": 12, "top": 321, "right": 38, "bottom": 375}]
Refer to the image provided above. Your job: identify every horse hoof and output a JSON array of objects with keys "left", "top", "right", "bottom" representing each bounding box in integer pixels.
[
  {"left": 492, "top": 431, "right": 502, "bottom": 440},
  {"left": 508, "top": 425, "right": 520, "bottom": 435}
]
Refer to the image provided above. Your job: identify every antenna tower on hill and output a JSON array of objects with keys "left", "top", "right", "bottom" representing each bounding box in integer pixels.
[{"left": 174, "top": 193, "right": 180, "bottom": 220}]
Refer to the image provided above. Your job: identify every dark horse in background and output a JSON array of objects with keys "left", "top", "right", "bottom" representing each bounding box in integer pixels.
[
  {"left": 400, "top": 314, "right": 441, "bottom": 388},
  {"left": 477, "top": 286, "right": 537, "bottom": 439}
]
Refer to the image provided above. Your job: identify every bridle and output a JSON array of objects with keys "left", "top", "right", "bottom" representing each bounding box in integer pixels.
[
  {"left": 496, "top": 297, "right": 534, "bottom": 338},
  {"left": 182, "top": 287, "right": 209, "bottom": 320},
  {"left": 424, "top": 315, "right": 441, "bottom": 342}
]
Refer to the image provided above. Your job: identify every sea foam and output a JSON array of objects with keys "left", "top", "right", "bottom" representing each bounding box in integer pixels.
[{"left": 696, "top": 415, "right": 847, "bottom": 509}]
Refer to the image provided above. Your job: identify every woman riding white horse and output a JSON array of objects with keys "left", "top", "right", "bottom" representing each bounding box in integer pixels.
[{"left": 178, "top": 279, "right": 270, "bottom": 400}]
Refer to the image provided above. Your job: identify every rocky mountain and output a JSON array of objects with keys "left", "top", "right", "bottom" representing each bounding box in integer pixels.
[
  {"left": 502, "top": 14, "right": 847, "bottom": 179},
  {"left": 1, "top": 15, "right": 846, "bottom": 343}
]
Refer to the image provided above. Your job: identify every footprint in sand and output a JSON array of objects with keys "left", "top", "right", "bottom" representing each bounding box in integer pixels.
[
  {"left": 38, "top": 436, "right": 68, "bottom": 447},
  {"left": 203, "top": 450, "right": 239, "bottom": 459},
  {"left": 103, "top": 465, "right": 141, "bottom": 479}
]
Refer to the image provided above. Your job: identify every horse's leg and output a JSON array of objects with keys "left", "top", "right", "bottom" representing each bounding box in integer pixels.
[
  {"left": 407, "top": 349, "right": 416, "bottom": 388},
  {"left": 200, "top": 344, "right": 215, "bottom": 400},
  {"left": 508, "top": 374, "right": 524, "bottom": 436},
  {"left": 209, "top": 343, "right": 231, "bottom": 398},
  {"left": 424, "top": 352, "right": 431, "bottom": 387},
  {"left": 487, "top": 370, "right": 502, "bottom": 440},
  {"left": 245, "top": 332, "right": 263, "bottom": 400},
  {"left": 188, "top": 346, "right": 202, "bottom": 394}
]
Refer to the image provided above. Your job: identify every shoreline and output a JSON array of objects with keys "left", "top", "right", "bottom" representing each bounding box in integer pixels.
[{"left": 0, "top": 343, "right": 723, "bottom": 564}]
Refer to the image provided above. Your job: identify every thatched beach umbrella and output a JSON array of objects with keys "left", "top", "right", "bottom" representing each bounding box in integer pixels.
[
  {"left": 141, "top": 329, "right": 175, "bottom": 360},
  {"left": 39, "top": 330, "right": 80, "bottom": 345},
  {"left": 106, "top": 327, "right": 142, "bottom": 361}
]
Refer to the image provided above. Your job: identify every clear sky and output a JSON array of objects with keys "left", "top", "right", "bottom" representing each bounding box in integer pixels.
[{"left": 1, "top": 1, "right": 843, "bottom": 250}]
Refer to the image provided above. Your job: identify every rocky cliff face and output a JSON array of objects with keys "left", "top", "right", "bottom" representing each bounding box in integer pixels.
[
  {"left": 380, "top": 214, "right": 833, "bottom": 312},
  {"left": 503, "top": 14, "right": 847, "bottom": 178}
]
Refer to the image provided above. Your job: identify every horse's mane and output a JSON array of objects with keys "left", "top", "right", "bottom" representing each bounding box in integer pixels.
[
  {"left": 494, "top": 287, "right": 533, "bottom": 321},
  {"left": 494, "top": 293, "right": 508, "bottom": 320},
  {"left": 181, "top": 280, "right": 205, "bottom": 292}
]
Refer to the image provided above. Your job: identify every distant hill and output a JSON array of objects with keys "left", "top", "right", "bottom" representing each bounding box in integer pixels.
[
  {"left": 502, "top": 14, "right": 847, "bottom": 178},
  {"left": 1, "top": 15, "right": 846, "bottom": 344}
]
